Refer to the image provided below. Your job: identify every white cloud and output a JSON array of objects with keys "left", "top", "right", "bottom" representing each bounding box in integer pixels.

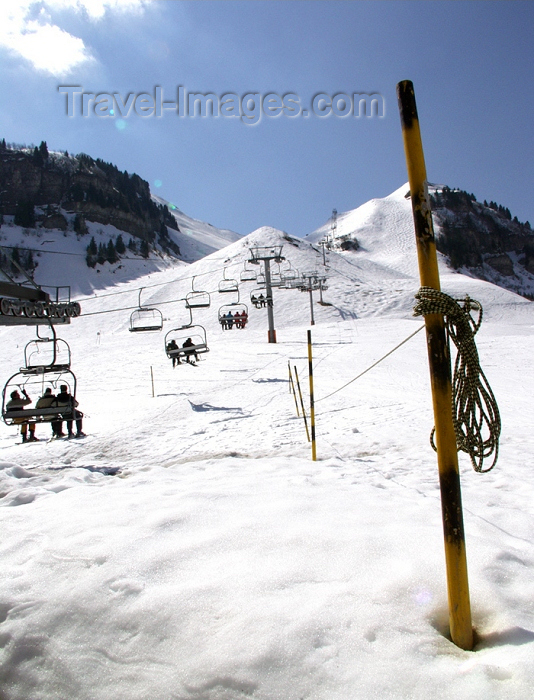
[
  {"left": 0, "top": 1, "right": 147, "bottom": 76},
  {"left": 1, "top": 18, "right": 93, "bottom": 74}
]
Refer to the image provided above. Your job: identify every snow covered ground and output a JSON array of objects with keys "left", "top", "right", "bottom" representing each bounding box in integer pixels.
[{"left": 1, "top": 188, "right": 533, "bottom": 699}]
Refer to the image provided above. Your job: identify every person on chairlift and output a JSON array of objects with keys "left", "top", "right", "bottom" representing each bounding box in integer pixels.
[
  {"left": 6, "top": 388, "right": 38, "bottom": 442},
  {"left": 182, "top": 337, "right": 199, "bottom": 363},
  {"left": 55, "top": 384, "right": 85, "bottom": 439},
  {"left": 36, "top": 387, "right": 59, "bottom": 438},
  {"left": 167, "top": 339, "right": 181, "bottom": 367}
]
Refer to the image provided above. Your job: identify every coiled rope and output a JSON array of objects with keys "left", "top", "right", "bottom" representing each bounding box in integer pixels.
[{"left": 413, "top": 287, "right": 501, "bottom": 473}]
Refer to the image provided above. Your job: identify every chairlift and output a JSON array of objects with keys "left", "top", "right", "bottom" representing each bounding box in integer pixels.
[
  {"left": 165, "top": 324, "right": 209, "bottom": 365},
  {"left": 218, "top": 302, "right": 249, "bottom": 330},
  {"left": 299, "top": 273, "right": 323, "bottom": 292},
  {"left": 22, "top": 326, "right": 71, "bottom": 373},
  {"left": 129, "top": 288, "right": 163, "bottom": 332},
  {"left": 240, "top": 262, "right": 257, "bottom": 282},
  {"left": 218, "top": 268, "right": 239, "bottom": 294},
  {"left": 248, "top": 245, "right": 285, "bottom": 265},
  {"left": 2, "top": 365, "right": 78, "bottom": 429},
  {"left": 280, "top": 265, "right": 300, "bottom": 289},
  {"left": 186, "top": 276, "right": 211, "bottom": 309},
  {"left": 250, "top": 290, "right": 273, "bottom": 309},
  {"left": 270, "top": 270, "right": 282, "bottom": 288}
]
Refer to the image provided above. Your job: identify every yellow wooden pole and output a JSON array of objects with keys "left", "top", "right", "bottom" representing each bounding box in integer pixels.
[
  {"left": 307, "top": 330, "right": 317, "bottom": 461},
  {"left": 397, "top": 80, "right": 473, "bottom": 651}
]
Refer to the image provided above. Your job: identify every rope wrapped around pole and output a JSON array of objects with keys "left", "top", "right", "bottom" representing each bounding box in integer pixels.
[{"left": 414, "top": 287, "right": 501, "bottom": 473}]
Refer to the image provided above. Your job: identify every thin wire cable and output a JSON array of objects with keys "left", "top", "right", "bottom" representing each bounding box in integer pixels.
[{"left": 316, "top": 325, "right": 425, "bottom": 403}]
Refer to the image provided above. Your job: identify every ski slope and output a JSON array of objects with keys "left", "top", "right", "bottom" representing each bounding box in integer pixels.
[{"left": 1, "top": 187, "right": 533, "bottom": 699}]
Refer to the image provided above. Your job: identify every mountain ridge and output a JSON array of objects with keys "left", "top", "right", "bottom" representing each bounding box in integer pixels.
[{"left": 1, "top": 139, "right": 533, "bottom": 304}]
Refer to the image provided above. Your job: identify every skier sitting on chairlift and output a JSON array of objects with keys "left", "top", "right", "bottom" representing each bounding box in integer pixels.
[
  {"left": 36, "top": 387, "right": 60, "bottom": 438},
  {"left": 222, "top": 311, "right": 234, "bottom": 330},
  {"left": 55, "top": 385, "right": 85, "bottom": 439},
  {"left": 6, "top": 389, "right": 38, "bottom": 442},
  {"left": 182, "top": 337, "right": 199, "bottom": 364},
  {"left": 167, "top": 339, "right": 181, "bottom": 367},
  {"left": 235, "top": 311, "right": 248, "bottom": 328}
]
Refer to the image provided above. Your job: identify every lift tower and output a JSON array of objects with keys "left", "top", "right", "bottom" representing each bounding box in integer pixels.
[
  {"left": 330, "top": 208, "right": 338, "bottom": 248},
  {"left": 248, "top": 245, "right": 285, "bottom": 343}
]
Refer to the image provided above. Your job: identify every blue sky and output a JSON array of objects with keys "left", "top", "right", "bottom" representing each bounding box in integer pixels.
[{"left": 1, "top": 1, "right": 533, "bottom": 237}]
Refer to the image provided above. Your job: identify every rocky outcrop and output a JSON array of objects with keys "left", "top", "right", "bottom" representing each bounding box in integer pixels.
[
  {"left": 485, "top": 253, "right": 515, "bottom": 277},
  {"left": 430, "top": 187, "right": 534, "bottom": 285},
  {"left": 0, "top": 146, "right": 177, "bottom": 242},
  {"left": 0, "top": 150, "right": 71, "bottom": 210}
]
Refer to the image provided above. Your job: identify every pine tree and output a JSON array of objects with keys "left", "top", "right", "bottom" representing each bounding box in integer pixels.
[
  {"left": 85, "top": 237, "right": 98, "bottom": 267},
  {"left": 32, "top": 146, "right": 43, "bottom": 166},
  {"left": 14, "top": 200, "right": 35, "bottom": 227},
  {"left": 115, "top": 234, "right": 126, "bottom": 255},
  {"left": 106, "top": 239, "right": 118, "bottom": 264},
  {"left": 140, "top": 239, "right": 149, "bottom": 258},
  {"left": 97, "top": 243, "right": 106, "bottom": 265},
  {"left": 39, "top": 141, "right": 49, "bottom": 160}
]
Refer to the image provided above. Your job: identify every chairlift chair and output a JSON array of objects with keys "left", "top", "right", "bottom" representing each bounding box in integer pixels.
[
  {"left": 218, "top": 302, "right": 249, "bottom": 330},
  {"left": 240, "top": 263, "right": 257, "bottom": 282},
  {"left": 218, "top": 268, "right": 239, "bottom": 294},
  {"left": 280, "top": 269, "right": 299, "bottom": 289},
  {"left": 165, "top": 325, "right": 209, "bottom": 364},
  {"left": 129, "top": 288, "right": 163, "bottom": 332},
  {"left": 280, "top": 261, "right": 299, "bottom": 288},
  {"left": 186, "top": 276, "right": 211, "bottom": 309},
  {"left": 250, "top": 290, "right": 273, "bottom": 309},
  {"left": 130, "top": 307, "right": 164, "bottom": 332},
  {"left": 270, "top": 271, "right": 282, "bottom": 288},
  {"left": 22, "top": 335, "right": 72, "bottom": 373},
  {"left": 2, "top": 367, "right": 78, "bottom": 429}
]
